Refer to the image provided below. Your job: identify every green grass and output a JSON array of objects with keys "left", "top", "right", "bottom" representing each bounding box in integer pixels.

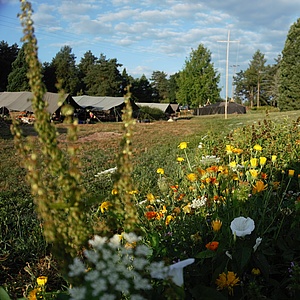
[{"left": 0, "top": 108, "right": 299, "bottom": 298}]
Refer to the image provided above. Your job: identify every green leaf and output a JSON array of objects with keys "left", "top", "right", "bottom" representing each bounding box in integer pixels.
[
  {"left": 191, "top": 285, "right": 227, "bottom": 300},
  {"left": 234, "top": 247, "right": 252, "bottom": 272},
  {"left": 0, "top": 287, "right": 11, "bottom": 300},
  {"left": 195, "top": 250, "right": 216, "bottom": 259}
]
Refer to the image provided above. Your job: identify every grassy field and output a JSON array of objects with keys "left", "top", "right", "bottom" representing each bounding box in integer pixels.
[
  {"left": 1, "top": 109, "right": 299, "bottom": 193},
  {"left": 1, "top": 108, "right": 300, "bottom": 298}
]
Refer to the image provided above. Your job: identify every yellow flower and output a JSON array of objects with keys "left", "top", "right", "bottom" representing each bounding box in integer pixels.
[
  {"left": 177, "top": 157, "right": 185, "bottom": 162},
  {"left": 165, "top": 215, "right": 174, "bottom": 225},
  {"left": 251, "top": 268, "right": 261, "bottom": 275},
  {"left": 259, "top": 156, "right": 267, "bottom": 166},
  {"left": 160, "top": 205, "right": 167, "bottom": 214},
  {"left": 211, "top": 219, "right": 222, "bottom": 232},
  {"left": 100, "top": 201, "right": 112, "bottom": 213},
  {"left": 252, "top": 180, "right": 267, "bottom": 194},
  {"left": 128, "top": 190, "right": 138, "bottom": 195},
  {"left": 157, "top": 168, "right": 165, "bottom": 175},
  {"left": 253, "top": 144, "right": 262, "bottom": 151},
  {"left": 216, "top": 271, "right": 240, "bottom": 296},
  {"left": 271, "top": 155, "right": 277, "bottom": 162},
  {"left": 147, "top": 193, "right": 155, "bottom": 203},
  {"left": 187, "top": 173, "right": 197, "bottom": 182},
  {"left": 288, "top": 169, "right": 295, "bottom": 177},
  {"left": 111, "top": 188, "right": 118, "bottom": 195},
  {"left": 36, "top": 276, "right": 48, "bottom": 286},
  {"left": 183, "top": 204, "right": 191, "bottom": 214},
  {"left": 249, "top": 169, "right": 258, "bottom": 178},
  {"left": 28, "top": 289, "right": 38, "bottom": 300},
  {"left": 178, "top": 142, "right": 188, "bottom": 149},
  {"left": 250, "top": 158, "right": 258, "bottom": 167},
  {"left": 229, "top": 161, "right": 237, "bottom": 169},
  {"left": 225, "top": 145, "right": 234, "bottom": 154}
]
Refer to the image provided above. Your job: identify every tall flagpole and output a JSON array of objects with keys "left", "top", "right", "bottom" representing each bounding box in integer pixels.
[
  {"left": 218, "top": 30, "right": 239, "bottom": 119},
  {"left": 225, "top": 30, "right": 230, "bottom": 119}
]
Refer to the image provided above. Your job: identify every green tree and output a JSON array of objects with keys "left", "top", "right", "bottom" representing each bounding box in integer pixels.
[
  {"left": 78, "top": 50, "right": 97, "bottom": 94},
  {"left": 150, "top": 71, "right": 169, "bottom": 102},
  {"left": 7, "top": 44, "right": 30, "bottom": 91},
  {"left": 245, "top": 50, "right": 268, "bottom": 107},
  {"left": 0, "top": 41, "right": 19, "bottom": 92},
  {"left": 51, "top": 46, "right": 80, "bottom": 95},
  {"left": 176, "top": 44, "right": 220, "bottom": 108},
  {"left": 278, "top": 18, "right": 300, "bottom": 111},
  {"left": 42, "top": 62, "right": 57, "bottom": 92},
  {"left": 121, "top": 68, "right": 134, "bottom": 96},
  {"left": 168, "top": 72, "right": 179, "bottom": 103},
  {"left": 234, "top": 50, "right": 270, "bottom": 107},
  {"left": 84, "top": 53, "right": 123, "bottom": 96},
  {"left": 131, "top": 74, "right": 154, "bottom": 103}
]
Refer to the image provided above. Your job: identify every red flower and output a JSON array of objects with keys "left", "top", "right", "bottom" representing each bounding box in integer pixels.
[
  {"left": 145, "top": 211, "right": 157, "bottom": 220},
  {"left": 205, "top": 241, "right": 219, "bottom": 251}
]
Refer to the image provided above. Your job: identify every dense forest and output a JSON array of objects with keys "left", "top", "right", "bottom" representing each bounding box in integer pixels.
[{"left": 1, "top": 17, "right": 300, "bottom": 110}]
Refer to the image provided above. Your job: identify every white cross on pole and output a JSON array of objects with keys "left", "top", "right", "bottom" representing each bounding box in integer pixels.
[{"left": 218, "top": 30, "right": 239, "bottom": 119}]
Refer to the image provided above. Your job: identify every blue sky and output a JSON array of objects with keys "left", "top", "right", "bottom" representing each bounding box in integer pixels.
[{"left": 0, "top": 0, "right": 299, "bottom": 98}]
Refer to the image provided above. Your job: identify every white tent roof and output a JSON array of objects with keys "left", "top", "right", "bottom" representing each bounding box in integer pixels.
[
  {"left": 0, "top": 91, "right": 77, "bottom": 114},
  {"left": 73, "top": 96, "right": 125, "bottom": 111},
  {"left": 136, "top": 102, "right": 175, "bottom": 113}
]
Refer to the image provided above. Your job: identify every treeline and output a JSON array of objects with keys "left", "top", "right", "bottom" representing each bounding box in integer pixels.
[
  {"left": 1, "top": 17, "right": 300, "bottom": 110},
  {"left": 1, "top": 42, "right": 179, "bottom": 104}
]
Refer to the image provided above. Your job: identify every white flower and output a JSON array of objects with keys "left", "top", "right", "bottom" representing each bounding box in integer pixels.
[
  {"left": 68, "top": 257, "right": 86, "bottom": 277},
  {"left": 150, "top": 258, "right": 195, "bottom": 286},
  {"left": 253, "top": 237, "right": 262, "bottom": 252},
  {"left": 133, "top": 257, "right": 149, "bottom": 270},
  {"left": 108, "top": 234, "right": 121, "bottom": 248},
  {"left": 123, "top": 232, "right": 142, "bottom": 243},
  {"left": 190, "top": 196, "right": 207, "bottom": 209},
  {"left": 135, "top": 244, "right": 152, "bottom": 257},
  {"left": 230, "top": 216, "right": 255, "bottom": 237},
  {"left": 95, "top": 167, "right": 117, "bottom": 177},
  {"left": 167, "top": 258, "right": 195, "bottom": 286},
  {"left": 84, "top": 270, "right": 99, "bottom": 282},
  {"left": 68, "top": 287, "right": 86, "bottom": 300},
  {"left": 83, "top": 249, "right": 99, "bottom": 264},
  {"left": 89, "top": 235, "right": 107, "bottom": 249}
]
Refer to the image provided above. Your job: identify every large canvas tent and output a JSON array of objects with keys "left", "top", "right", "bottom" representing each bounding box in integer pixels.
[
  {"left": 194, "top": 101, "right": 246, "bottom": 116},
  {"left": 73, "top": 95, "right": 140, "bottom": 121},
  {"left": 136, "top": 102, "right": 175, "bottom": 115},
  {"left": 0, "top": 91, "right": 82, "bottom": 121}
]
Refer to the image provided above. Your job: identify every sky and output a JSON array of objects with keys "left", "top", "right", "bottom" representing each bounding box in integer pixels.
[{"left": 0, "top": 0, "right": 299, "bottom": 98}]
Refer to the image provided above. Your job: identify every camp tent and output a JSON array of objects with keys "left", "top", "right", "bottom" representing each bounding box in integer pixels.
[
  {"left": 194, "top": 101, "right": 246, "bottom": 116},
  {"left": 0, "top": 91, "right": 82, "bottom": 121},
  {"left": 73, "top": 95, "right": 140, "bottom": 121},
  {"left": 136, "top": 102, "right": 175, "bottom": 115}
]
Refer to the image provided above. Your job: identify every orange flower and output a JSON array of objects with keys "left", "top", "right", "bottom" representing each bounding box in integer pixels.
[
  {"left": 205, "top": 241, "right": 219, "bottom": 251},
  {"left": 170, "top": 185, "right": 179, "bottom": 192},
  {"left": 261, "top": 172, "right": 268, "bottom": 180},
  {"left": 176, "top": 193, "right": 185, "bottom": 201},
  {"left": 206, "top": 166, "right": 219, "bottom": 172},
  {"left": 216, "top": 271, "right": 240, "bottom": 295},
  {"left": 232, "top": 148, "right": 243, "bottom": 155},
  {"left": 252, "top": 180, "right": 267, "bottom": 194},
  {"left": 145, "top": 211, "right": 157, "bottom": 220}
]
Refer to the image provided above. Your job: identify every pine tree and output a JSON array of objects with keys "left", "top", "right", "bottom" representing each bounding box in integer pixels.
[
  {"left": 176, "top": 44, "right": 220, "bottom": 108},
  {"left": 278, "top": 18, "right": 300, "bottom": 111},
  {"left": 0, "top": 41, "right": 19, "bottom": 92},
  {"left": 7, "top": 44, "right": 30, "bottom": 91}
]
